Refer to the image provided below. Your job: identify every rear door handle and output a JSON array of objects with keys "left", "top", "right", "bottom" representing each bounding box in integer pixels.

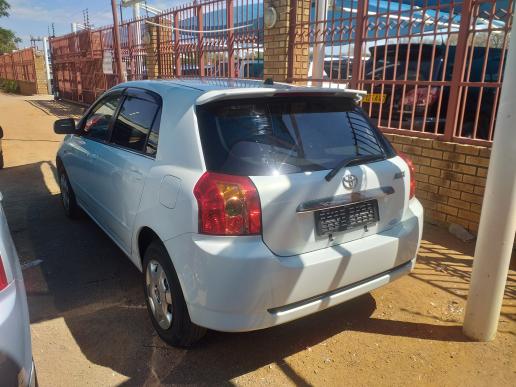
[{"left": 90, "top": 153, "right": 98, "bottom": 160}]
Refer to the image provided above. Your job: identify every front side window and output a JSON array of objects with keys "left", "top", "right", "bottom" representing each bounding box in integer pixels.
[
  {"left": 111, "top": 92, "right": 161, "bottom": 153},
  {"left": 83, "top": 93, "right": 121, "bottom": 141}
]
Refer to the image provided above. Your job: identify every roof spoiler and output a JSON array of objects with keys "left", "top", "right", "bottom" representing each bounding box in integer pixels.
[{"left": 196, "top": 87, "right": 367, "bottom": 105}]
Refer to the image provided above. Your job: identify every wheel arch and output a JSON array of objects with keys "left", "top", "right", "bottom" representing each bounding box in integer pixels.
[{"left": 137, "top": 226, "right": 162, "bottom": 265}]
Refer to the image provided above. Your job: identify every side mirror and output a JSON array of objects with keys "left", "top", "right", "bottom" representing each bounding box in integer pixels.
[{"left": 54, "top": 118, "right": 76, "bottom": 134}]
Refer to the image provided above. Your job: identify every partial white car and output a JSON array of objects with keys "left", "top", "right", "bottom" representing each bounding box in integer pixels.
[
  {"left": 54, "top": 79, "right": 423, "bottom": 347},
  {"left": 0, "top": 194, "right": 36, "bottom": 386}
]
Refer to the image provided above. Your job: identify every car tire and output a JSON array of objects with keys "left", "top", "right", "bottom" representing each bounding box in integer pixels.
[
  {"left": 57, "top": 166, "right": 80, "bottom": 219},
  {"left": 143, "top": 240, "right": 206, "bottom": 347}
]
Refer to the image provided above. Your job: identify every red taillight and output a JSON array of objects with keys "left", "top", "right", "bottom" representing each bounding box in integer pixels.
[
  {"left": 398, "top": 152, "right": 416, "bottom": 200},
  {"left": 193, "top": 172, "right": 262, "bottom": 235},
  {"left": 0, "top": 257, "right": 8, "bottom": 291},
  {"left": 403, "top": 87, "right": 439, "bottom": 107}
]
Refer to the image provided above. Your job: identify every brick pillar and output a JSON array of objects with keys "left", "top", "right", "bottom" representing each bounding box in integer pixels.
[
  {"left": 145, "top": 17, "right": 159, "bottom": 79},
  {"left": 34, "top": 52, "right": 48, "bottom": 94},
  {"left": 263, "top": 0, "right": 310, "bottom": 83}
]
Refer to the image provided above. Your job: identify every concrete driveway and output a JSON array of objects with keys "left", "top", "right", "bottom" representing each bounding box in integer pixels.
[{"left": 0, "top": 92, "right": 514, "bottom": 386}]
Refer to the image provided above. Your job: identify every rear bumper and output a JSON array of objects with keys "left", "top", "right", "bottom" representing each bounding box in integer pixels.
[{"left": 166, "top": 199, "right": 423, "bottom": 332}]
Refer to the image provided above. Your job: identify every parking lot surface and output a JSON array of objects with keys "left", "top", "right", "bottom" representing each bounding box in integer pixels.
[{"left": 0, "top": 92, "right": 514, "bottom": 386}]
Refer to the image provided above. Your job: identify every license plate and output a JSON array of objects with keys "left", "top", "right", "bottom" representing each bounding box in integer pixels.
[
  {"left": 363, "top": 93, "right": 387, "bottom": 104},
  {"left": 314, "top": 200, "right": 379, "bottom": 236}
]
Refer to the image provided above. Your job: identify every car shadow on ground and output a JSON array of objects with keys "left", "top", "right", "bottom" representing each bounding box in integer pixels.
[
  {"left": 0, "top": 161, "right": 475, "bottom": 385},
  {"left": 25, "top": 99, "right": 85, "bottom": 120}
]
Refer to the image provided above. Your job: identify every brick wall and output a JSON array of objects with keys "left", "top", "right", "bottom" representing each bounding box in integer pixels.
[{"left": 384, "top": 133, "right": 490, "bottom": 233}]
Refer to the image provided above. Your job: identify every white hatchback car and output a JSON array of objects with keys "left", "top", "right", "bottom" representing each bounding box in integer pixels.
[{"left": 54, "top": 79, "right": 423, "bottom": 347}]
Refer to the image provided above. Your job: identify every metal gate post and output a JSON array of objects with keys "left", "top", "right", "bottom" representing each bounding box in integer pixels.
[
  {"left": 350, "top": 0, "right": 368, "bottom": 90},
  {"left": 198, "top": 5, "right": 205, "bottom": 77},
  {"left": 157, "top": 17, "right": 163, "bottom": 78},
  {"left": 174, "top": 12, "right": 181, "bottom": 77},
  {"left": 227, "top": 0, "right": 235, "bottom": 77},
  {"left": 443, "top": 0, "right": 473, "bottom": 141},
  {"left": 111, "top": 0, "right": 126, "bottom": 83}
]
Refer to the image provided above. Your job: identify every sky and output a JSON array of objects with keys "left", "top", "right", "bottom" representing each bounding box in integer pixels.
[{"left": 0, "top": 0, "right": 184, "bottom": 48}]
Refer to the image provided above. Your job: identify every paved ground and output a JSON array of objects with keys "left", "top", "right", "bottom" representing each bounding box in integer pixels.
[{"left": 0, "top": 92, "right": 514, "bottom": 386}]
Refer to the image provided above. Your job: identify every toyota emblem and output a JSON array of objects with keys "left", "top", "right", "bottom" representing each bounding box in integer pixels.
[{"left": 342, "top": 174, "right": 358, "bottom": 190}]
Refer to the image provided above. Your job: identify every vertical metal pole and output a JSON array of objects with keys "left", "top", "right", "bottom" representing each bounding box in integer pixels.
[
  {"left": 350, "top": 0, "right": 367, "bottom": 90},
  {"left": 133, "top": 1, "right": 142, "bottom": 47},
  {"left": 111, "top": 0, "right": 126, "bottom": 83},
  {"left": 157, "top": 17, "right": 162, "bottom": 78},
  {"left": 43, "top": 37, "right": 52, "bottom": 94},
  {"left": 462, "top": 30, "right": 516, "bottom": 342},
  {"left": 312, "top": 0, "right": 329, "bottom": 86},
  {"left": 227, "top": 0, "right": 235, "bottom": 78},
  {"left": 174, "top": 12, "right": 181, "bottom": 77},
  {"left": 198, "top": 5, "right": 205, "bottom": 77},
  {"left": 443, "top": 0, "right": 472, "bottom": 141}
]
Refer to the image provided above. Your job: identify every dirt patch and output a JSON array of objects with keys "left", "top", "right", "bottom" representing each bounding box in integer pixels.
[{"left": 0, "top": 91, "right": 514, "bottom": 386}]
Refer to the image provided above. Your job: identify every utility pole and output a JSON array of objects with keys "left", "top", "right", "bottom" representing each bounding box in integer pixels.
[
  {"left": 111, "top": 0, "right": 126, "bottom": 83},
  {"left": 462, "top": 29, "right": 516, "bottom": 341}
]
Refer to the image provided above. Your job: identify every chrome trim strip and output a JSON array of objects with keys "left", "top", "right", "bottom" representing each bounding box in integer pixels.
[{"left": 295, "top": 186, "right": 395, "bottom": 213}]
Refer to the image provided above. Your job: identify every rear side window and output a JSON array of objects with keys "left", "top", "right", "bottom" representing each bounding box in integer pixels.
[
  {"left": 111, "top": 91, "right": 161, "bottom": 154},
  {"left": 196, "top": 96, "right": 393, "bottom": 176}
]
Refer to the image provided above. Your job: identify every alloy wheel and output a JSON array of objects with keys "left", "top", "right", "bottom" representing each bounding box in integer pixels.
[{"left": 146, "top": 259, "right": 173, "bottom": 330}]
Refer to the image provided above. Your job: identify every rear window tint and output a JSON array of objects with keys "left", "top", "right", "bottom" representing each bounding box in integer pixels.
[{"left": 196, "top": 96, "right": 393, "bottom": 176}]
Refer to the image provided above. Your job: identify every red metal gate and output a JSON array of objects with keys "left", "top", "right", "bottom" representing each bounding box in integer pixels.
[{"left": 50, "top": 0, "right": 262, "bottom": 105}]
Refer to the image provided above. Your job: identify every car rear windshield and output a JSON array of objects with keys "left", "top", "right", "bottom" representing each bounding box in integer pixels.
[{"left": 196, "top": 96, "right": 394, "bottom": 176}]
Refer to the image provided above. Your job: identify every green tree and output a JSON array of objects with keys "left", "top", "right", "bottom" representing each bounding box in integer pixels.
[
  {"left": 0, "top": 0, "right": 10, "bottom": 18},
  {"left": 0, "top": 27, "right": 20, "bottom": 53},
  {"left": 0, "top": 0, "right": 20, "bottom": 54}
]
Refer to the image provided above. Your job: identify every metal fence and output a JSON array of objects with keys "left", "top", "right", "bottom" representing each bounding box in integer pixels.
[
  {"left": 291, "top": 0, "right": 513, "bottom": 145},
  {"left": 50, "top": 0, "right": 262, "bottom": 105},
  {"left": 0, "top": 47, "right": 38, "bottom": 83},
  {"left": 49, "top": 0, "right": 513, "bottom": 145}
]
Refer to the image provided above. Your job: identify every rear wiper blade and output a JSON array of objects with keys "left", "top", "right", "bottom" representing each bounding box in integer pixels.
[{"left": 324, "top": 154, "right": 385, "bottom": 182}]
